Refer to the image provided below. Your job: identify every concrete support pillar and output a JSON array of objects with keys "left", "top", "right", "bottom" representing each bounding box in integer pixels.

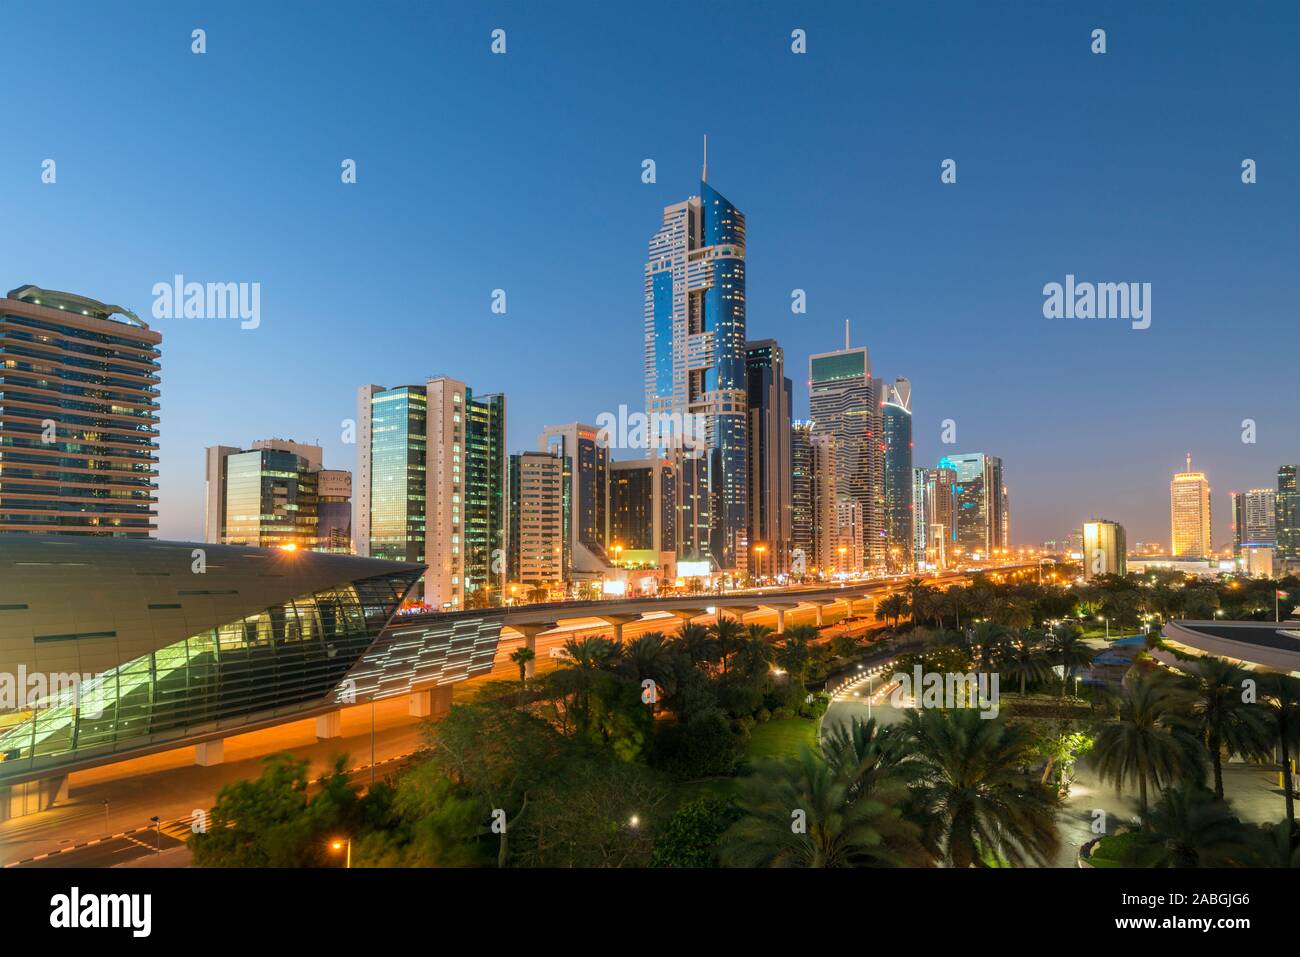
[
  {"left": 598, "top": 614, "right": 640, "bottom": 645},
  {"left": 776, "top": 608, "right": 786, "bottom": 634},
  {"left": 815, "top": 605, "right": 824, "bottom": 627},
  {"left": 315, "top": 711, "right": 342, "bottom": 740},
  {"left": 195, "top": 740, "right": 224, "bottom": 767},
  {"left": 409, "top": 685, "right": 453, "bottom": 718},
  {"left": 0, "top": 775, "right": 68, "bottom": 822}
]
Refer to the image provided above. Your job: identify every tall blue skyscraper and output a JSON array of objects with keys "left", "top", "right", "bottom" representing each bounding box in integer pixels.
[
  {"left": 880, "top": 377, "right": 913, "bottom": 569},
  {"left": 643, "top": 141, "right": 748, "bottom": 572}
]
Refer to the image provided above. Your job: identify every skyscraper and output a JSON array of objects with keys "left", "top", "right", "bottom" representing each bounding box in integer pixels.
[
  {"left": 880, "top": 377, "right": 913, "bottom": 569},
  {"left": 944, "top": 453, "right": 1005, "bottom": 558},
  {"left": 913, "top": 464, "right": 956, "bottom": 569},
  {"left": 540, "top": 422, "right": 609, "bottom": 581},
  {"left": 745, "top": 339, "right": 792, "bottom": 576},
  {"left": 1278, "top": 465, "right": 1299, "bottom": 560},
  {"left": 810, "top": 433, "right": 838, "bottom": 574},
  {"left": 1082, "top": 519, "right": 1127, "bottom": 579},
  {"left": 643, "top": 144, "right": 748, "bottom": 572},
  {"left": 790, "top": 421, "right": 814, "bottom": 574},
  {"left": 1232, "top": 488, "right": 1276, "bottom": 554},
  {"left": 357, "top": 377, "right": 506, "bottom": 608},
  {"left": 1170, "top": 454, "right": 1212, "bottom": 558},
  {"left": 508, "top": 451, "right": 566, "bottom": 585},
  {"left": 609, "top": 457, "right": 677, "bottom": 578},
  {"left": 0, "top": 285, "right": 162, "bottom": 537},
  {"left": 809, "top": 334, "right": 884, "bottom": 572}
]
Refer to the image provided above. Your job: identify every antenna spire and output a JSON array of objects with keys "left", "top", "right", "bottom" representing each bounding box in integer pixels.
[
  {"left": 844, "top": 319, "right": 850, "bottom": 351},
  {"left": 702, "top": 134, "right": 708, "bottom": 182},
  {"left": 1186, "top": 452, "right": 1192, "bottom": 472}
]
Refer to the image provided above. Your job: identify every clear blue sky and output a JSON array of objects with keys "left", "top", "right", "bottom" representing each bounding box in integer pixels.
[{"left": 3, "top": 1, "right": 1296, "bottom": 547}]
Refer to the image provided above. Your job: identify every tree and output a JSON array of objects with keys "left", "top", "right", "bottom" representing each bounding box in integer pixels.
[
  {"left": 676, "top": 622, "right": 717, "bottom": 667},
  {"left": 508, "top": 645, "right": 535, "bottom": 685},
  {"left": 1000, "top": 630, "right": 1050, "bottom": 695},
  {"left": 1046, "top": 626, "right": 1093, "bottom": 697},
  {"left": 651, "top": 798, "right": 743, "bottom": 867},
  {"left": 711, "top": 613, "right": 746, "bottom": 675},
  {"left": 902, "top": 709, "right": 1060, "bottom": 867},
  {"left": 1089, "top": 671, "right": 1205, "bottom": 825},
  {"left": 720, "top": 747, "right": 918, "bottom": 867},
  {"left": 1133, "top": 783, "right": 1255, "bottom": 868},
  {"left": 1257, "top": 673, "right": 1300, "bottom": 831},
  {"left": 875, "top": 593, "right": 908, "bottom": 629},
  {"left": 1186, "top": 657, "right": 1270, "bottom": 798},
  {"left": 821, "top": 716, "right": 913, "bottom": 801}
]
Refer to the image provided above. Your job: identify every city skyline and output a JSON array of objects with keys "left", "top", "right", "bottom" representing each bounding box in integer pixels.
[{"left": 1, "top": 2, "right": 1295, "bottom": 548}]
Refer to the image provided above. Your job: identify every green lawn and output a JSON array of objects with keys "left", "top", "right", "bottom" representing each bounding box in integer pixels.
[{"left": 744, "top": 717, "right": 818, "bottom": 762}]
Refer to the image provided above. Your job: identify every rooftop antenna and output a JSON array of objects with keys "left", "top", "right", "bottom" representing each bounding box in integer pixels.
[
  {"left": 1186, "top": 452, "right": 1192, "bottom": 472},
  {"left": 702, "top": 134, "right": 708, "bottom": 182},
  {"left": 844, "top": 319, "right": 850, "bottom": 351}
]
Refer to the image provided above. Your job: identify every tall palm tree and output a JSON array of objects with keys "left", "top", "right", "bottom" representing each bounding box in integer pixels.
[
  {"left": 1257, "top": 673, "right": 1300, "bottom": 831},
  {"left": 1089, "top": 671, "right": 1204, "bottom": 825},
  {"left": 1186, "top": 657, "right": 1270, "bottom": 798},
  {"left": 1135, "top": 783, "right": 1255, "bottom": 868},
  {"left": 508, "top": 646, "right": 535, "bottom": 685},
  {"left": 774, "top": 628, "right": 816, "bottom": 682},
  {"left": 902, "top": 708, "right": 1060, "bottom": 867},
  {"left": 720, "top": 747, "right": 919, "bottom": 867},
  {"left": 874, "top": 593, "right": 908, "bottom": 629},
  {"left": 967, "top": 620, "right": 1010, "bottom": 672},
  {"left": 710, "top": 613, "right": 746, "bottom": 675}
]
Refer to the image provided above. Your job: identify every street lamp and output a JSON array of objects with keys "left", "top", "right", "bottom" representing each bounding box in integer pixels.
[{"left": 330, "top": 837, "right": 352, "bottom": 868}]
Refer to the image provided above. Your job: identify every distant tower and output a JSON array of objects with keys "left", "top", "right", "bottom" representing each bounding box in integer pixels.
[{"left": 1170, "top": 454, "right": 1212, "bottom": 558}]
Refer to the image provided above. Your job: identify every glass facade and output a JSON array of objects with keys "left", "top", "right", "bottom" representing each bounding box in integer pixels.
[
  {"left": 881, "top": 393, "right": 913, "bottom": 567},
  {"left": 0, "top": 570, "right": 419, "bottom": 781},
  {"left": 1279, "top": 466, "right": 1299, "bottom": 560},
  {"left": 370, "top": 388, "right": 426, "bottom": 564},
  {"left": 222, "top": 448, "right": 319, "bottom": 548},
  {"left": 0, "top": 289, "right": 161, "bottom": 537},
  {"left": 463, "top": 390, "right": 506, "bottom": 598}
]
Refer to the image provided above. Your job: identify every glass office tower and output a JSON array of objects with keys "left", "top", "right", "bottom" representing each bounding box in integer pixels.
[
  {"left": 368, "top": 386, "right": 427, "bottom": 565},
  {"left": 643, "top": 164, "right": 749, "bottom": 572},
  {"left": 880, "top": 378, "right": 913, "bottom": 569},
  {"left": 1278, "top": 465, "right": 1299, "bottom": 560}
]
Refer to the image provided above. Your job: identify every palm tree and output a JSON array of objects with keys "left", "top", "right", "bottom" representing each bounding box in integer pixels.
[
  {"left": 902, "top": 708, "right": 1060, "bottom": 867},
  {"left": 1251, "top": 821, "right": 1300, "bottom": 867},
  {"left": 1135, "top": 783, "right": 1255, "bottom": 868},
  {"left": 720, "top": 747, "right": 919, "bottom": 867},
  {"left": 526, "top": 584, "right": 548, "bottom": 604},
  {"left": 775, "top": 625, "right": 818, "bottom": 682},
  {"left": 1089, "top": 671, "right": 1205, "bottom": 825},
  {"left": 676, "top": 622, "right": 717, "bottom": 666},
  {"left": 875, "top": 593, "right": 908, "bottom": 629},
  {"left": 508, "top": 645, "right": 535, "bottom": 685},
  {"left": 619, "top": 632, "right": 677, "bottom": 699},
  {"left": 997, "top": 630, "right": 1049, "bottom": 696},
  {"left": 710, "top": 613, "right": 746, "bottom": 675},
  {"left": 1186, "top": 657, "right": 1270, "bottom": 798},
  {"left": 1046, "top": 627, "right": 1093, "bottom": 698},
  {"left": 967, "top": 620, "right": 1010, "bottom": 672},
  {"left": 821, "top": 716, "right": 913, "bottom": 801},
  {"left": 1257, "top": 673, "right": 1300, "bottom": 831}
]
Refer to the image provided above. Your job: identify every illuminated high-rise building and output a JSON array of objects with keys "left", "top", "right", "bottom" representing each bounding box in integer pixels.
[
  {"left": 0, "top": 285, "right": 161, "bottom": 537},
  {"left": 540, "top": 422, "right": 610, "bottom": 581},
  {"left": 508, "top": 451, "right": 566, "bottom": 585},
  {"left": 1170, "top": 454, "right": 1212, "bottom": 558},
  {"left": 357, "top": 378, "right": 506, "bottom": 608},
  {"left": 790, "top": 421, "right": 815, "bottom": 572},
  {"left": 745, "top": 339, "right": 792, "bottom": 576},
  {"left": 643, "top": 140, "right": 748, "bottom": 572},
  {"left": 809, "top": 331, "right": 884, "bottom": 572},
  {"left": 1278, "top": 465, "right": 1300, "bottom": 560},
  {"left": 913, "top": 464, "right": 956, "bottom": 569},
  {"left": 880, "top": 377, "right": 913, "bottom": 569},
  {"left": 1231, "top": 488, "right": 1276, "bottom": 554},
  {"left": 945, "top": 453, "right": 1005, "bottom": 558},
  {"left": 1082, "top": 519, "right": 1126, "bottom": 579}
]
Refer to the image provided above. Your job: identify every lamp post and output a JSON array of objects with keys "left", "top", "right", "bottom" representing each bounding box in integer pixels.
[{"left": 330, "top": 837, "right": 352, "bottom": 869}]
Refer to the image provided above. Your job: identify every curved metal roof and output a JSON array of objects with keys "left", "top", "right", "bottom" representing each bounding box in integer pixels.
[{"left": 0, "top": 535, "right": 425, "bottom": 677}]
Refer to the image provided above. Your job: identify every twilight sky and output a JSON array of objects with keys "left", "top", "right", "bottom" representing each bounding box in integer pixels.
[{"left": 2, "top": 1, "right": 1296, "bottom": 547}]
